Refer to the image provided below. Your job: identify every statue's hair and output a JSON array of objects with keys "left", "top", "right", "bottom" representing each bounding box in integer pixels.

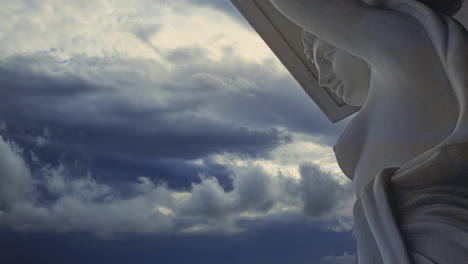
[
  {"left": 416, "top": 0, "right": 464, "bottom": 16},
  {"left": 302, "top": 30, "right": 334, "bottom": 66},
  {"left": 302, "top": 30, "right": 319, "bottom": 65}
]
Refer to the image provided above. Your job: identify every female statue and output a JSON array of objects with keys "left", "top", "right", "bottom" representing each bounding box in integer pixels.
[{"left": 270, "top": 0, "right": 468, "bottom": 263}]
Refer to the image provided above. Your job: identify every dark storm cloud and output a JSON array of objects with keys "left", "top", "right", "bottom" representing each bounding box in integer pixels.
[
  {"left": 300, "top": 163, "right": 354, "bottom": 220},
  {"left": 0, "top": 46, "right": 342, "bottom": 172},
  {"left": 0, "top": 45, "right": 351, "bottom": 229},
  {"left": 0, "top": 60, "right": 95, "bottom": 99},
  {"left": 162, "top": 47, "right": 346, "bottom": 141},
  {"left": 0, "top": 56, "right": 292, "bottom": 163},
  {"left": 0, "top": 1, "right": 358, "bottom": 262},
  {"left": 88, "top": 155, "right": 234, "bottom": 190},
  {"left": 0, "top": 132, "right": 353, "bottom": 238},
  {"left": 0, "top": 21, "right": 351, "bottom": 237}
]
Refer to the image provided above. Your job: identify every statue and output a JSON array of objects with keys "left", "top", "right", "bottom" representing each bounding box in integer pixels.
[{"left": 270, "top": 0, "right": 468, "bottom": 263}]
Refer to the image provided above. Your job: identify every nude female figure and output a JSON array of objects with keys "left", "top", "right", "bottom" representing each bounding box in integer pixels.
[{"left": 270, "top": 0, "right": 468, "bottom": 263}]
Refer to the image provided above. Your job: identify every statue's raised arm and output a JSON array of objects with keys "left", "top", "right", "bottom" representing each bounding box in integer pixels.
[{"left": 269, "top": 0, "right": 431, "bottom": 63}]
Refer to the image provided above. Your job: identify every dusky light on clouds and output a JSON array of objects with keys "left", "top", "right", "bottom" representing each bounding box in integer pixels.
[{"left": 0, "top": 0, "right": 355, "bottom": 263}]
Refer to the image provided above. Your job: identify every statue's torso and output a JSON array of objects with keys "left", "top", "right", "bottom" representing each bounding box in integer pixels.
[{"left": 334, "top": 59, "right": 459, "bottom": 195}]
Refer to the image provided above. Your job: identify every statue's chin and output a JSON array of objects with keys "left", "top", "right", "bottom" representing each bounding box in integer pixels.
[{"left": 343, "top": 94, "right": 366, "bottom": 107}]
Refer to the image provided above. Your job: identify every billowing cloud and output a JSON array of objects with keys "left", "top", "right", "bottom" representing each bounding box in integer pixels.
[
  {"left": 0, "top": 137, "right": 36, "bottom": 205},
  {"left": 301, "top": 164, "right": 354, "bottom": 219},
  {"left": 0, "top": 2, "right": 356, "bottom": 263},
  {"left": 0, "top": 39, "right": 345, "bottom": 193},
  {"left": 0, "top": 133, "right": 353, "bottom": 238},
  {"left": 0, "top": 135, "right": 174, "bottom": 238}
]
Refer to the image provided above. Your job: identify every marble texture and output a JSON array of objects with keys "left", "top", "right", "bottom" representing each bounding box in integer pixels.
[{"left": 270, "top": 0, "right": 468, "bottom": 263}]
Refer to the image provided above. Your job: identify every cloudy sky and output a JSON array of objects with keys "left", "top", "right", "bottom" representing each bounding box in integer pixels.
[{"left": 0, "top": 0, "right": 356, "bottom": 263}]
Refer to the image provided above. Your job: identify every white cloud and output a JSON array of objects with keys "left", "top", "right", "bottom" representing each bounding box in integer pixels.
[
  {"left": 178, "top": 165, "right": 279, "bottom": 221},
  {"left": 208, "top": 133, "right": 348, "bottom": 182},
  {"left": 0, "top": 135, "right": 354, "bottom": 238},
  {"left": 0, "top": 136, "right": 36, "bottom": 205},
  {"left": 0, "top": 0, "right": 274, "bottom": 64},
  {"left": 0, "top": 136, "right": 175, "bottom": 238}
]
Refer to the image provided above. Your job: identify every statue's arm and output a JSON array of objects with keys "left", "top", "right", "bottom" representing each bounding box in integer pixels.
[{"left": 269, "top": 0, "right": 423, "bottom": 64}]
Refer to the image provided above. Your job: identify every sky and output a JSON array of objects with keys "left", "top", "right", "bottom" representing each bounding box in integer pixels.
[{"left": 0, "top": 0, "right": 356, "bottom": 263}]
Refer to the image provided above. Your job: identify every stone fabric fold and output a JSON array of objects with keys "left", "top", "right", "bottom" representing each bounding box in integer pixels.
[
  {"left": 360, "top": 168, "right": 412, "bottom": 264},
  {"left": 357, "top": 143, "right": 468, "bottom": 263}
]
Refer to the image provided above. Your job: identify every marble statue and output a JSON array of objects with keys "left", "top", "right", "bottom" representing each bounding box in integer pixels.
[{"left": 270, "top": 0, "right": 468, "bottom": 263}]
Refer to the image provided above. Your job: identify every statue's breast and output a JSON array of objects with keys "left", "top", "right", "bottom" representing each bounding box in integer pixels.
[{"left": 334, "top": 115, "right": 368, "bottom": 181}]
